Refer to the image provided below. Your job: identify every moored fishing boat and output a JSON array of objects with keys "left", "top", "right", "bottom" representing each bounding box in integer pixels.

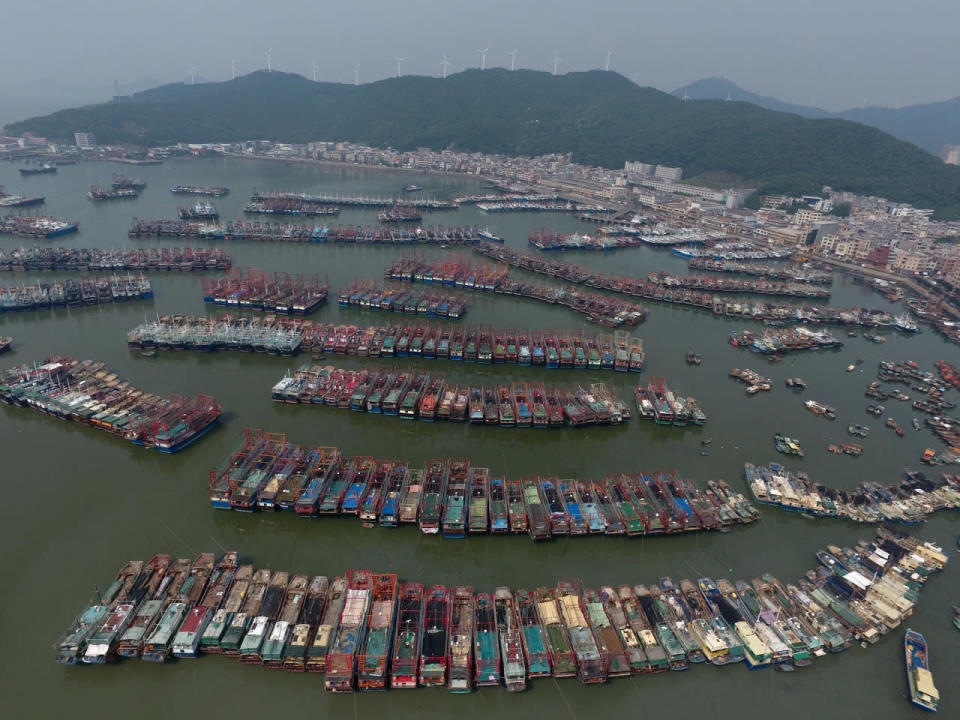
[
  {"left": 325, "top": 569, "right": 373, "bottom": 692},
  {"left": 419, "top": 585, "right": 451, "bottom": 687},
  {"left": 282, "top": 575, "right": 329, "bottom": 671},
  {"left": 905, "top": 629, "right": 939, "bottom": 712},
  {"left": 357, "top": 574, "right": 399, "bottom": 689},
  {"left": 514, "top": 589, "right": 552, "bottom": 678},
  {"left": 494, "top": 587, "right": 527, "bottom": 691},
  {"left": 473, "top": 592, "right": 501, "bottom": 687},
  {"left": 535, "top": 587, "right": 577, "bottom": 678},
  {"left": 390, "top": 582, "right": 424, "bottom": 688},
  {"left": 306, "top": 576, "right": 347, "bottom": 672},
  {"left": 448, "top": 585, "right": 475, "bottom": 692}
]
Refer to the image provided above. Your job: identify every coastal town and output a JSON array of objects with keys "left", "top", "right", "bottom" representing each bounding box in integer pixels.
[{"left": 1, "top": 59, "right": 958, "bottom": 717}]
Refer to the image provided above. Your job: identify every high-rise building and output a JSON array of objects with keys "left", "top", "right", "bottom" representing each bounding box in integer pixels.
[{"left": 74, "top": 132, "right": 96, "bottom": 148}]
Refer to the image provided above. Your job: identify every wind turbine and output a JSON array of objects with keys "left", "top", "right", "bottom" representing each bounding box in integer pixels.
[
  {"left": 633, "top": 72, "right": 638, "bottom": 84},
  {"left": 605, "top": 49, "right": 613, "bottom": 72},
  {"left": 683, "top": 89, "right": 689, "bottom": 101},
  {"left": 726, "top": 93, "right": 731, "bottom": 101},
  {"left": 553, "top": 51, "right": 560, "bottom": 76},
  {"left": 267, "top": 48, "right": 272, "bottom": 73},
  {"left": 231, "top": 57, "right": 237, "bottom": 80},
  {"left": 394, "top": 56, "right": 406, "bottom": 78},
  {"left": 188, "top": 67, "right": 196, "bottom": 85},
  {"left": 441, "top": 53, "right": 451, "bottom": 79},
  {"left": 312, "top": 58, "right": 319, "bottom": 82},
  {"left": 508, "top": 49, "right": 518, "bottom": 71},
  {"left": 478, "top": 48, "right": 489, "bottom": 71},
  {"left": 354, "top": 64, "right": 360, "bottom": 86}
]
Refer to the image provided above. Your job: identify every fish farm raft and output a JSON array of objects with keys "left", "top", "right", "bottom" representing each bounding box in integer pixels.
[
  {"left": 207, "top": 428, "right": 757, "bottom": 537},
  {"left": 744, "top": 463, "right": 960, "bottom": 524},
  {"left": 56, "top": 527, "right": 946, "bottom": 690},
  {"left": 201, "top": 268, "right": 328, "bottom": 315},
  {"left": 271, "top": 365, "right": 632, "bottom": 427},
  {"left": 126, "top": 316, "right": 646, "bottom": 369},
  {"left": 0, "top": 358, "right": 221, "bottom": 452}
]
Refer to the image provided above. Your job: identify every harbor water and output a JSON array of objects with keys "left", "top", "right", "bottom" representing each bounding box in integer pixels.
[{"left": 1, "top": 157, "right": 957, "bottom": 718}]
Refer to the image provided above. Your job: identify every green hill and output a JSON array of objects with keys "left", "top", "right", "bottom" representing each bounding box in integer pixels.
[
  {"left": 10, "top": 69, "right": 960, "bottom": 219},
  {"left": 673, "top": 77, "right": 960, "bottom": 155}
]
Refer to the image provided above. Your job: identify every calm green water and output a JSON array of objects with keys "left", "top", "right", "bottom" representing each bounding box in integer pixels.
[{"left": 0, "top": 157, "right": 956, "bottom": 718}]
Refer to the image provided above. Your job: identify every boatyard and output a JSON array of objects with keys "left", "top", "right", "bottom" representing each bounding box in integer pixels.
[{"left": 2, "top": 157, "right": 957, "bottom": 720}]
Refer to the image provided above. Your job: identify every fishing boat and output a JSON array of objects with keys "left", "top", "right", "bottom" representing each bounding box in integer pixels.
[
  {"left": 419, "top": 458, "right": 447, "bottom": 534},
  {"left": 535, "top": 587, "right": 577, "bottom": 678},
  {"left": 514, "top": 589, "right": 552, "bottom": 677},
  {"left": 238, "top": 571, "right": 289, "bottom": 663},
  {"left": 221, "top": 569, "right": 270, "bottom": 657},
  {"left": 448, "top": 586, "right": 475, "bottom": 692},
  {"left": 306, "top": 576, "right": 347, "bottom": 672},
  {"left": 905, "top": 629, "right": 939, "bottom": 712},
  {"left": 774, "top": 432, "right": 804, "bottom": 457},
  {"left": 56, "top": 604, "right": 110, "bottom": 664},
  {"left": 468, "top": 467, "right": 490, "bottom": 533},
  {"left": 83, "top": 602, "right": 137, "bottom": 663},
  {"left": 442, "top": 458, "right": 470, "bottom": 538},
  {"left": 357, "top": 574, "right": 398, "bottom": 689},
  {"left": 489, "top": 476, "right": 509, "bottom": 533},
  {"left": 521, "top": 478, "right": 551, "bottom": 541},
  {"left": 390, "top": 583, "right": 424, "bottom": 688},
  {"left": 557, "top": 581, "right": 606, "bottom": 683},
  {"left": 141, "top": 602, "right": 189, "bottom": 663},
  {"left": 398, "top": 468, "right": 423, "bottom": 524},
  {"left": 494, "top": 588, "right": 527, "bottom": 691},
  {"left": 325, "top": 569, "right": 373, "bottom": 692},
  {"left": 377, "top": 463, "right": 409, "bottom": 527},
  {"left": 282, "top": 575, "right": 329, "bottom": 671},
  {"left": 584, "top": 588, "right": 630, "bottom": 677},
  {"left": 473, "top": 592, "right": 501, "bottom": 687},
  {"left": 419, "top": 585, "right": 451, "bottom": 687},
  {"left": 261, "top": 574, "right": 310, "bottom": 667}
]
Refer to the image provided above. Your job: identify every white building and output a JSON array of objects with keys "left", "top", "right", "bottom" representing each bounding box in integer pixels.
[
  {"left": 74, "top": 132, "right": 95, "bottom": 148},
  {"left": 654, "top": 165, "right": 682, "bottom": 182}
]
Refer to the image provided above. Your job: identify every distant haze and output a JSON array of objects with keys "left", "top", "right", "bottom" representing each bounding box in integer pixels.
[{"left": 2, "top": 0, "right": 958, "bottom": 124}]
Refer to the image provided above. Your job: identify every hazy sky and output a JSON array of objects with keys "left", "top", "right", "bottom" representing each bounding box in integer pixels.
[{"left": 2, "top": 0, "right": 959, "bottom": 112}]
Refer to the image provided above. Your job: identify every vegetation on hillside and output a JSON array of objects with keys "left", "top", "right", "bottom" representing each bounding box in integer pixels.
[{"left": 9, "top": 69, "right": 960, "bottom": 219}]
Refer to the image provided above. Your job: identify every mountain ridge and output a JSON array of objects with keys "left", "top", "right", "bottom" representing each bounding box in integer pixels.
[
  {"left": 672, "top": 77, "right": 960, "bottom": 154},
  {"left": 8, "top": 69, "right": 960, "bottom": 218}
]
